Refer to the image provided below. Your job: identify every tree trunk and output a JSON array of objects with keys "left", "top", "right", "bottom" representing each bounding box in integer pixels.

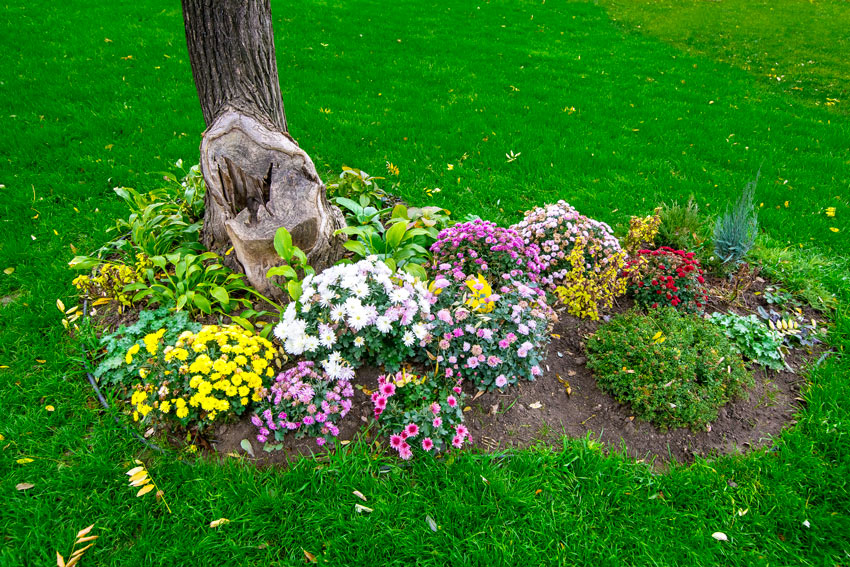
[{"left": 181, "top": 0, "right": 344, "bottom": 300}]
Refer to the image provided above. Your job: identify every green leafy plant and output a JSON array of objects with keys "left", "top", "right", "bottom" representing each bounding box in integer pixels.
[
  {"left": 335, "top": 204, "right": 431, "bottom": 280},
  {"left": 326, "top": 166, "right": 389, "bottom": 210},
  {"left": 266, "top": 227, "right": 315, "bottom": 301},
  {"left": 656, "top": 197, "right": 706, "bottom": 251},
  {"left": 708, "top": 311, "right": 786, "bottom": 371},
  {"left": 94, "top": 308, "right": 201, "bottom": 388},
  {"left": 125, "top": 251, "right": 266, "bottom": 315},
  {"left": 714, "top": 172, "right": 759, "bottom": 266},
  {"left": 587, "top": 308, "right": 752, "bottom": 431}
]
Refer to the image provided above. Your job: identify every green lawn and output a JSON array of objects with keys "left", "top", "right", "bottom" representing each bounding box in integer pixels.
[{"left": 1, "top": 0, "right": 849, "bottom": 565}]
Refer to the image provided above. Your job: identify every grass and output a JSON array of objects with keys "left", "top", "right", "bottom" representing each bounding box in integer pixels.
[{"left": 1, "top": 0, "right": 849, "bottom": 564}]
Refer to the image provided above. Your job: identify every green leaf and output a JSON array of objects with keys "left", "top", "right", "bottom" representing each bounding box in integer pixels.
[
  {"left": 384, "top": 258, "right": 397, "bottom": 273},
  {"left": 267, "top": 265, "right": 298, "bottom": 279},
  {"left": 342, "top": 240, "right": 368, "bottom": 257},
  {"left": 273, "top": 227, "right": 294, "bottom": 261},
  {"left": 385, "top": 221, "right": 407, "bottom": 249},
  {"left": 403, "top": 263, "right": 428, "bottom": 281},
  {"left": 176, "top": 294, "right": 188, "bottom": 311},
  {"left": 67, "top": 256, "right": 100, "bottom": 270},
  {"left": 229, "top": 315, "right": 254, "bottom": 332},
  {"left": 391, "top": 204, "right": 409, "bottom": 220},
  {"left": 287, "top": 280, "right": 303, "bottom": 301},
  {"left": 193, "top": 294, "right": 212, "bottom": 314},
  {"left": 210, "top": 286, "right": 230, "bottom": 306}
]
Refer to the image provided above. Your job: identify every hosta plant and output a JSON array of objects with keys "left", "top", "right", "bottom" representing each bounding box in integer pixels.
[
  {"left": 127, "top": 324, "right": 279, "bottom": 430},
  {"left": 372, "top": 370, "right": 469, "bottom": 459},
  {"left": 427, "top": 273, "right": 556, "bottom": 391},
  {"left": 430, "top": 219, "right": 542, "bottom": 284},
  {"left": 274, "top": 257, "right": 433, "bottom": 372},
  {"left": 624, "top": 247, "right": 707, "bottom": 312},
  {"left": 510, "top": 200, "right": 622, "bottom": 289},
  {"left": 251, "top": 360, "right": 355, "bottom": 448},
  {"left": 587, "top": 308, "right": 752, "bottom": 431}
]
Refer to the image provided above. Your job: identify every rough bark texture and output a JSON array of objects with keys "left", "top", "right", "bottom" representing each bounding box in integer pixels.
[{"left": 182, "top": 0, "right": 344, "bottom": 299}]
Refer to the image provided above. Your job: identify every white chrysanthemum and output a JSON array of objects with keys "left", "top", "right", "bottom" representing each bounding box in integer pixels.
[
  {"left": 329, "top": 305, "right": 346, "bottom": 322},
  {"left": 352, "top": 281, "right": 370, "bottom": 298},
  {"left": 389, "top": 287, "right": 411, "bottom": 304},
  {"left": 412, "top": 322, "right": 428, "bottom": 340},
  {"left": 343, "top": 296, "right": 364, "bottom": 315},
  {"left": 347, "top": 306, "right": 369, "bottom": 331},
  {"left": 301, "top": 285, "right": 315, "bottom": 299},
  {"left": 282, "top": 302, "right": 297, "bottom": 322},
  {"left": 303, "top": 335, "right": 320, "bottom": 352},
  {"left": 375, "top": 316, "right": 392, "bottom": 334},
  {"left": 402, "top": 331, "right": 416, "bottom": 347},
  {"left": 353, "top": 336, "right": 365, "bottom": 347},
  {"left": 319, "top": 326, "right": 337, "bottom": 348},
  {"left": 319, "top": 290, "right": 336, "bottom": 307},
  {"left": 340, "top": 273, "right": 361, "bottom": 290},
  {"left": 284, "top": 335, "right": 306, "bottom": 355}
]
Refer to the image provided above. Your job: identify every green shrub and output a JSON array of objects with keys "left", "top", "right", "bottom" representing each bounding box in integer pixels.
[
  {"left": 587, "top": 308, "right": 752, "bottom": 431},
  {"left": 656, "top": 197, "right": 706, "bottom": 252},
  {"left": 709, "top": 312, "right": 786, "bottom": 371}
]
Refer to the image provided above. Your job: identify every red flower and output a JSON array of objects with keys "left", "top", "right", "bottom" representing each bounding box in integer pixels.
[{"left": 697, "top": 276, "right": 705, "bottom": 283}]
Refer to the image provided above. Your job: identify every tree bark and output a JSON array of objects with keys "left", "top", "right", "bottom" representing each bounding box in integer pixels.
[{"left": 182, "top": 0, "right": 344, "bottom": 300}]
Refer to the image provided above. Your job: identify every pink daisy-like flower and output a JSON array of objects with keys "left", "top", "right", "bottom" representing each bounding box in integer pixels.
[
  {"left": 316, "top": 437, "right": 326, "bottom": 446},
  {"left": 422, "top": 437, "right": 434, "bottom": 451},
  {"left": 447, "top": 395, "right": 458, "bottom": 408},
  {"left": 455, "top": 424, "right": 468, "bottom": 437},
  {"left": 399, "top": 446, "right": 413, "bottom": 460},
  {"left": 452, "top": 435, "right": 464, "bottom": 448},
  {"left": 380, "top": 383, "right": 396, "bottom": 396},
  {"left": 405, "top": 423, "right": 420, "bottom": 437},
  {"left": 431, "top": 403, "right": 441, "bottom": 415},
  {"left": 432, "top": 416, "right": 443, "bottom": 428},
  {"left": 453, "top": 386, "right": 462, "bottom": 394},
  {"left": 495, "top": 375, "right": 508, "bottom": 388},
  {"left": 375, "top": 396, "right": 387, "bottom": 409},
  {"left": 390, "top": 434, "right": 404, "bottom": 449}
]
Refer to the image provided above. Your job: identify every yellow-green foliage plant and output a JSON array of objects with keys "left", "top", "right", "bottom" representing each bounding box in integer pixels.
[
  {"left": 71, "top": 253, "right": 151, "bottom": 310},
  {"left": 624, "top": 209, "right": 661, "bottom": 255},
  {"left": 553, "top": 237, "right": 628, "bottom": 321},
  {"left": 126, "top": 324, "right": 280, "bottom": 430}
]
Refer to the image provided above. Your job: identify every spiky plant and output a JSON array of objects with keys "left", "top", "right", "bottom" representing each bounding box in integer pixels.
[{"left": 714, "top": 171, "right": 759, "bottom": 265}]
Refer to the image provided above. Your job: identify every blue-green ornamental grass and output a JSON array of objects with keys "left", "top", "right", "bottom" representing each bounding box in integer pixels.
[{"left": 2, "top": 0, "right": 850, "bottom": 565}]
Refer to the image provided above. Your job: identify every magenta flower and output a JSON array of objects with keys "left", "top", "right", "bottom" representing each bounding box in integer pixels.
[
  {"left": 390, "top": 434, "right": 404, "bottom": 449},
  {"left": 433, "top": 416, "right": 443, "bottom": 428},
  {"left": 380, "top": 383, "right": 396, "bottom": 396},
  {"left": 452, "top": 435, "right": 464, "bottom": 448},
  {"left": 447, "top": 395, "right": 458, "bottom": 408},
  {"left": 422, "top": 437, "right": 435, "bottom": 451},
  {"left": 405, "top": 423, "right": 420, "bottom": 437}
]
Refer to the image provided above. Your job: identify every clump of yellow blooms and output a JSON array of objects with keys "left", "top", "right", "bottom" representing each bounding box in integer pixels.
[
  {"left": 554, "top": 237, "right": 628, "bottom": 321},
  {"left": 73, "top": 253, "right": 152, "bottom": 309},
  {"left": 624, "top": 209, "right": 662, "bottom": 255},
  {"left": 464, "top": 274, "right": 496, "bottom": 313},
  {"left": 390, "top": 368, "right": 428, "bottom": 388},
  {"left": 126, "top": 324, "right": 279, "bottom": 429}
]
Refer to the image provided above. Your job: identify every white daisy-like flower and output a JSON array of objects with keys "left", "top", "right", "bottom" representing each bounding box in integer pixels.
[
  {"left": 389, "top": 287, "right": 411, "bottom": 304},
  {"left": 304, "top": 335, "right": 320, "bottom": 352},
  {"left": 347, "top": 307, "right": 369, "bottom": 332},
  {"left": 282, "top": 302, "right": 297, "bottom": 322},
  {"left": 318, "top": 325, "right": 337, "bottom": 348},
  {"left": 343, "top": 296, "right": 364, "bottom": 315},
  {"left": 352, "top": 281, "right": 369, "bottom": 298},
  {"left": 412, "top": 322, "right": 428, "bottom": 340},
  {"left": 353, "top": 336, "right": 365, "bottom": 347},
  {"left": 402, "top": 331, "right": 416, "bottom": 347},
  {"left": 330, "top": 305, "right": 346, "bottom": 322},
  {"left": 284, "top": 335, "right": 306, "bottom": 355},
  {"left": 375, "top": 316, "right": 392, "bottom": 334},
  {"left": 301, "top": 285, "right": 315, "bottom": 299},
  {"left": 319, "top": 290, "right": 336, "bottom": 307}
]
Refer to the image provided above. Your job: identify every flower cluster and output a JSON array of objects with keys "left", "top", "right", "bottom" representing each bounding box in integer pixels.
[
  {"left": 428, "top": 273, "right": 556, "bottom": 391},
  {"left": 511, "top": 201, "right": 623, "bottom": 289},
  {"left": 127, "top": 324, "right": 278, "bottom": 429},
  {"left": 372, "top": 370, "right": 469, "bottom": 459},
  {"left": 624, "top": 209, "right": 661, "bottom": 255},
  {"left": 274, "top": 257, "right": 432, "bottom": 372},
  {"left": 553, "top": 235, "right": 628, "bottom": 320},
  {"left": 430, "top": 220, "right": 542, "bottom": 283},
  {"left": 251, "top": 360, "right": 355, "bottom": 447},
  {"left": 624, "top": 247, "right": 707, "bottom": 312}
]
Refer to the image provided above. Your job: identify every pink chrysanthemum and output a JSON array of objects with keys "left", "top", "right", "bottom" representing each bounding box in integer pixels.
[
  {"left": 405, "top": 423, "right": 420, "bottom": 437},
  {"left": 390, "top": 434, "right": 404, "bottom": 449},
  {"left": 422, "top": 437, "right": 435, "bottom": 451},
  {"left": 447, "top": 395, "right": 457, "bottom": 408},
  {"left": 452, "top": 435, "right": 464, "bottom": 448}
]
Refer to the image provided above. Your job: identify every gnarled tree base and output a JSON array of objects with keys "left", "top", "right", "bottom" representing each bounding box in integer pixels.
[{"left": 199, "top": 110, "right": 344, "bottom": 300}]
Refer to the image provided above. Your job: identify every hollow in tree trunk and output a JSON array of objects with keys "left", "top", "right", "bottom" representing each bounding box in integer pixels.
[{"left": 181, "top": 0, "right": 344, "bottom": 300}]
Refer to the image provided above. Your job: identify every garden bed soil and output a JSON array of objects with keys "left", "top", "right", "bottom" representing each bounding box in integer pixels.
[{"left": 212, "top": 275, "right": 827, "bottom": 466}]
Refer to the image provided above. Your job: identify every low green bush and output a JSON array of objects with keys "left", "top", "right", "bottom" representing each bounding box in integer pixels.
[{"left": 587, "top": 308, "right": 752, "bottom": 431}]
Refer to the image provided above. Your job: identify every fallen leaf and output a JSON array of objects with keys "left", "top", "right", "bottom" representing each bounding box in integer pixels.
[
  {"left": 46, "top": 405, "right": 55, "bottom": 412},
  {"left": 354, "top": 504, "right": 373, "bottom": 514},
  {"left": 75, "top": 525, "right": 95, "bottom": 539},
  {"left": 535, "top": 489, "right": 543, "bottom": 495},
  {"left": 16, "top": 482, "right": 34, "bottom": 491},
  {"left": 802, "top": 520, "right": 810, "bottom": 528},
  {"left": 36, "top": 359, "right": 46, "bottom": 364},
  {"left": 17, "top": 458, "right": 33, "bottom": 464},
  {"left": 529, "top": 402, "right": 543, "bottom": 409},
  {"left": 425, "top": 515, "right": 438, "bottom": 532},
  {"left": 711, "top": 532, "right": 728, "bottom": 541},
  {"left": 57, "top": 551, "right": 66, "bottom": 567},
  {"left": 209, "top": 518, "right": 230, "bottom": 528},
  {"left": 136, "top": 484, "right": 155, "bottom": 497},
  {"left": 240, "top": 439, "right": 255, "bottom": 457},
  {"left": 352, "top": 490, "right": 367, "bottom": 502},
  {"left": 303, "top": 548, "right": 318, "bottom": 563},
  {"left": 56, "top": 299, "right": 65, "bottom": 312},
  {"left": 126, "top": 466, "right": 144, "bottom": 476},
  {"left": 3, "top": 267, "right": 13, "bottom": 275}
]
